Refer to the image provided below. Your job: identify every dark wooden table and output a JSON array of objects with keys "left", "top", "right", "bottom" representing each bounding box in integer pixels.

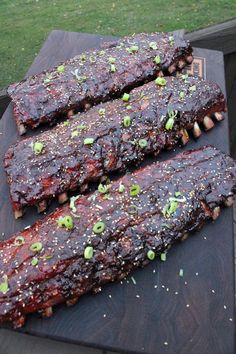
[{"left": 0, "top": 31, "right": 235, "bottom": 354}]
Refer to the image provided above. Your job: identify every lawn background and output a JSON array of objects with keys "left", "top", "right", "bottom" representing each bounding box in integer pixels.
[{"left": 0, "top": 0, "right": 236, "bottom": 89}]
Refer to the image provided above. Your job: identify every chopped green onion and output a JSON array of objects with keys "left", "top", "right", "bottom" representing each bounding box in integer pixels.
[
  {"left": 57, "top": 65, "right": 65, "bottom": 74},
  {"left": 84, "top": 138, "right": 94, "bottom": 145},
  {"left": 147, "top": 250, "right": 155, "bottom": 260},
  {"left": 179, "top": 268, "right": 184, "bottom": 277},
  {"left": 154, "top": 55, "right": 161, "bottom": 64},
  {"left": 155, "top": 77, "right": 167, "bottom": 86},
  {"left": 77, "top": 124, "right": 87, "bottom": 130},
  {"left": 169, "top": 35, "right": 174, "bottom": 46},
  {"left": 57, "top": 215, "right": 74, "bottom": 230},
  {"left": 93, "top": 221, "right": 105, "bottom": 234},
  {"left": 130, "top": 184, "right": 141, "bottom": 197},
  {"left": 168, "top": 110, "right": 178, "bottom": 119},
  {"left": 108, "top": 57, "right": 116, "bottom": 64},
  {"left": 14, "top": 236, "right": 25, "bottom": 247},
  {"left": 131, "top": 276, "right": 136, "bottom": 284},
  {"left": 110, "top": 64, "right": 116, "bottom": 73},
  {"left": 163, "top": 200, "right": 178, "bottom": 217},
  {"left": 126, "top": 105, "right": 132, "bottom": 110},
  {"left": 160, "top": 252, "right": 167, "bottom": 261},
  {"left": 149, "top": 42, "right": 157, "bottom": 50},
  {"left": 63, "top": 120, "right": 70, "bottom": 126},
  {"left": 126, "top": 45, "right": 139, "bottom": 54},
  {"left": 179, "top": 91, "right": 185, "bottom": 99},
  {"left": 175, "top": 191, "right": 181, "bottom": 197},
  {"left": 30, "top": 242, "right": 43, "bottom": 253},
  {"left": 31, "top": 257, "right": 38, "bottom": 266},
  {"left": 181, "top": 74, "right": 188, "bottom": 82},
  {"left": 71, "top": 130, "right": 79, "bottom": 138},
  {"left": 189, "top": 85, "right": 196, "bottom": 92},
  {"left": 44, "top": 73, "right": 53, "bottom": 83},
  {"left": 98, "top": 108, "right": 106, "bottom": 116},
  {"left": 69, "top": 196, "right": 80, "bottom": 213},
  {"left": 169, "top": 195, "right": 186, "bottom": 203},
  {"left": 98, "top": 183, "right": 109, "bottom": 194},
  {"left": 123, "top": 115, "right": 131, "bottom": 127},
  {"left": 118, "top": 183, "right": 125, "bottom": 193},
  {"left": 89, "top": 56, "right": 96, "bottom": 63},
  {"left": 84, "top": 246, "right": 94, "bottom": 260},
  {"left": 0, "top": 275, "right": 9, "bottom": 294},
  {"left": 122, "top": 93, "right": 130, "bottom": 102},
  {"left": 33, "top": 142, "right": 44, "bottom": 154},
  {"left": 99, "top": 50, "right": 105, "bottom": 56},
  {"left": 138, "top": 139, "right": 148, "bottom": 148},
  {"left": 165, "top": 117, "right": 175, "bottom": 130},
  {"left": 71, "top": 69, "right": 87, "bottom": 83},
  {"left": 127, "top": 204, "right": 138, "bottom": 214},
  {"left": 80, "top": 54, "right": 87, "bottom": 61}
]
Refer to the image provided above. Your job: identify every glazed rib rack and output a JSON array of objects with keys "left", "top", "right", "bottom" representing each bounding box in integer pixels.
[
  {"left": 4, "top": 75, "right": 226, "bottom": 218},
  {"left": 7, "top": 31, "right": 192, "bottom": 134},
  {"left": 0, "top": 146, "right": 235, "bottom": 328}
]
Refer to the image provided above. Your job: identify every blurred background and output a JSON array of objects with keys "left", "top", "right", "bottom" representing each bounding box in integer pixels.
[{"left": 0, "top": 0, "right": 236, "bottom": 89}]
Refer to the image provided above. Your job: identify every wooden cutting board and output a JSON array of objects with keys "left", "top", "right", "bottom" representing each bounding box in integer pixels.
[{"left": 0, "top": 31, "right": 234, "bottom": 354}]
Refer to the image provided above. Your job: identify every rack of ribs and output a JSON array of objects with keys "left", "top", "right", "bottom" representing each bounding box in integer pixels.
[
  {"left": 4, "top": 75, "right": 226, "bottom": 218},
  {"left": 0, "top": 146, "right": 235, "bottom": 328},
  {"left": 7, "top": 32, "right": 192, "bottom": 134}
]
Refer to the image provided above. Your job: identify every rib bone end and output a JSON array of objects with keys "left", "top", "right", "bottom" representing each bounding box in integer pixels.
[
  {"left": 214, "top": 112, "right": 224, "bottom": 121},
  {"left": 224, "top": 196, "right": 235, "bottom": 207},
  {"left": 193, "top": 121, "right": 202, "bottom": 138},
  {"left": 186, "top": 55, "right": 194, "bottom": 64},
  {"left": 178, "top": 59, "right": 186, "bottom": 69},
  {"left": 66, "top": 297, "right": 79, "bottom": 306},
  {"left": 212, "top": 206, "right": 220, "bottom": 220},
  {"left": 181, "top": 129, "right": 189, "bottom": 145},
  {"left": 168, "top": 64, "right": 176, "bottom": 74},
  {"left": 37, "top": 200, "right": 47, "bottom": 213},
  {"left": 42, "top": 307, "right": 53, "bottom": 318},
  {"left": 203, "top": 116, "right": 215, "bottom": 131},
  {"left": 58, "top": 192, "right": 68, "bottom": 204},
  {"left": 18, "top": 124, "right": 26, "bottom": 135},
  {"left": 14, "top": 209, "right": 23, "bottom": 219}
]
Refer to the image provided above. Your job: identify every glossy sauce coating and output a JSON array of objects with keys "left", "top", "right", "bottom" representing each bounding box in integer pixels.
[{"left": 0, "top": 146, "right": 236, "bottom": 327}]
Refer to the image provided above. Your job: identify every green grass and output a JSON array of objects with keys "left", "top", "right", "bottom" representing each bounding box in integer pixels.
[{"left": 0, "top": 0, "right": 235, "bottom": 89}]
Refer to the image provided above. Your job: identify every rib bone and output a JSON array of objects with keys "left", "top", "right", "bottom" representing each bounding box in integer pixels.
[
  {"left": 203, "top": 116, "right": 215, "bottom": 130},
  {"left": 58, "top": 192, "right": 68, "bottom": 204},
  {"left": 193, "top": 121, "right": 202, "bottom": 138}
]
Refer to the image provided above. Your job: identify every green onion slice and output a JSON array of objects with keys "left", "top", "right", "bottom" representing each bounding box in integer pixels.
[
  {"left": 0, "top": 275, "right": 9, "bottom": 294},
  {"left": 122, "top": 93, "right": 130, "bottom": 102},
  {"left": 98, "top": 183, "right": 109, "bottom": 194},
  {"left": 165, "top": 117, "right": 175, "bottom": 130},
  {"left": 179, "top": 268, "right": 184, "bottom": 277},
  {"left": 31, "top": 257, "right": 38, "bottom": 266},
  {"left": 147, "top": 250, "right": 155, "bottom": 260},
  {"left": 57, "top": 215, "right": 74, "bottom": 230},
  {"left": 98, "top": 108, "right": 106, "bottom": 116},
  {"left": 14, "top": 236, "right": 25, "bottom": 247},
  {"left": 155, "top": 77, "right": 167, "bottom": 86},
  {"left": 123, "top": 115, "right": 131, "bottom": 127},
  {"left": 154, "top": 55, "right": 161, "bottom": 64},
  {"left": 160, "top": 252, "right": 167, "bottom": 261},
  {"left": 130, "top": 184, "right": 141, "bottom": 197},
  {"left": 110, "top": 64, "right": 116, "bottom": 73},
  {"left": 108, "top": 57, "right": 116, "bottom": 64},
  {"left": 84, "top": 246, "right": 94, "bottom": 260},
  {"left": 30, "top": 242, "right": 43, "bottom": 253},
  {"left": 149, "top": 42, "right": 157, "bottom": 50},
  {"left": 33, "top": 142, "right": 44, "bottom": 154},
  {"left": 138, "top": 139, "right": 148, "bottom": 148},
  {"left": 179, "top": 91, "right": 185, "bottom": 99},
  {"left": 93, "top": 221, "right": 105, "bottom": 234},
  {"left": 118, "top": 183, "right": 125, "bottom": 193},
  {"left": 127, "top": 204, "right": 138, "bottom": 214},
  {"left": 84, "top": 138, "right": 94, "bottom": 145},
  {"left": 189, "top": 85, "right": 196, "bottom": 91},
  {"left": 69, "top": 195, "right": 80, "bottom": 213},
  {"left": 57, "top": 65, "right": 65, "bottom": 74},
  {"left": 71, "top": 130, "right": 79, "bottom": 138}
]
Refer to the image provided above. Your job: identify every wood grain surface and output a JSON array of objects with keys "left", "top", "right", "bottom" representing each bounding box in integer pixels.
[{"left": 0, "top": 31, "right": 235, "bottom": 354}]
